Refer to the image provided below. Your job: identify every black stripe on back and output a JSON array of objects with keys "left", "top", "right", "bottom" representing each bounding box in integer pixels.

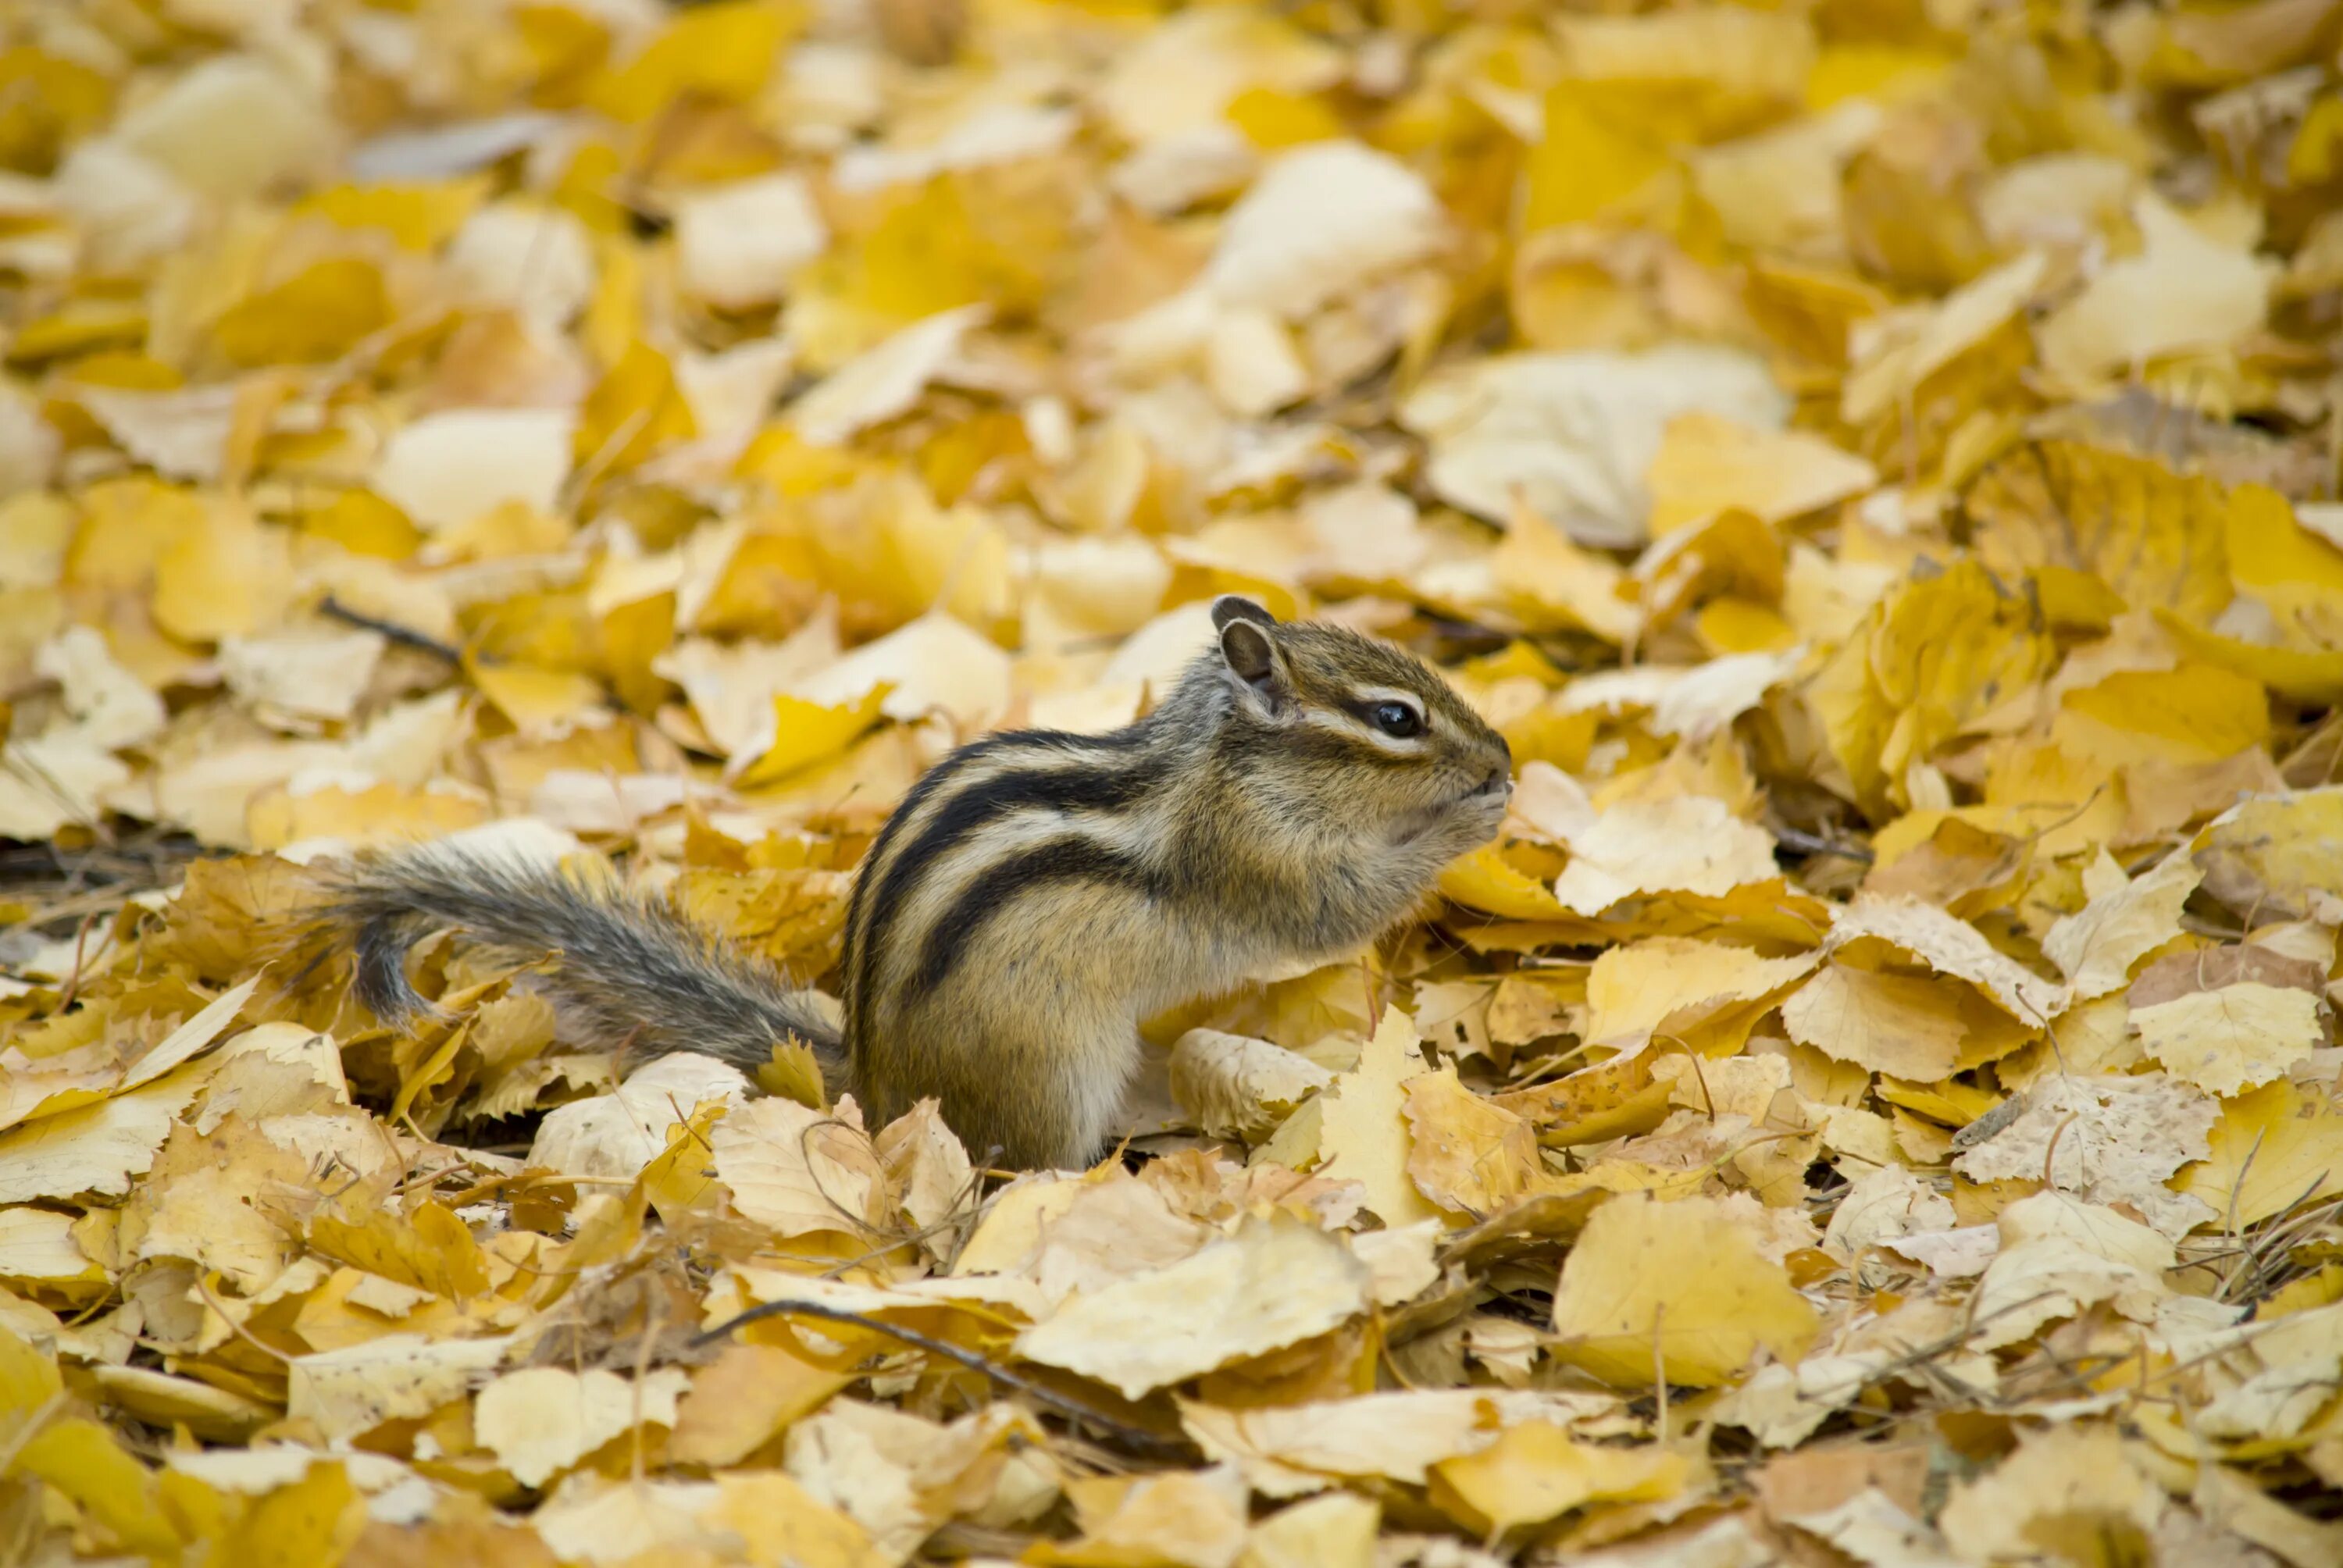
[
  {"left": 911, "top": 835, "right": 1163, "bottom": 996},
  {"left": 842, "top": 727, "right": 1155, "bottom": 1045}
]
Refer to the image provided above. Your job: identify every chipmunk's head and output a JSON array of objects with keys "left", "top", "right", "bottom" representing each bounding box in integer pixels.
[{"left": 1202, "top": 596, "right": 1512, "bottom": 863}]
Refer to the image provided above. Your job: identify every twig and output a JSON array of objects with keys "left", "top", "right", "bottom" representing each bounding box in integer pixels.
[
  {"left": 193, "top": 1272, "right": 294, "bottom": 1366},
  {"left": 319, "top": 595, "right": 463, "bottom": 663},
  {"left": 693, "top": 1298, "right": 1189, "bottom": 1460}
]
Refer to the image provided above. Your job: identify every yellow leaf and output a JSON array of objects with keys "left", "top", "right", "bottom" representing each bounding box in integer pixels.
[
  {"left": 2194, "top": 788, "right": 2343, "bottom": 921},
  {"left": 1584, "top": 936, "right": 1816, "bottom": 1050},
  {"left": 1225, "top": 86, "right": 1346, "bottom": 150},
  {"left": 2041, "top": 850, "right": 2201, "bottom": 1000},
  {"left": 205, "top": 1458, "right": 366, "bottom": 1568},
  {"left": 574, "top": 338, "right": 697, "bottom": 476},
  {"left": 1316, "top": 1007, "right": 1443, "bottom": 1228},
  {"left": 13, "top": 1417, "right": 180, "bottom": 1555},
  {"left": 1549, "top": 1191, "right": 1820, "bottom": 1386},
  {"left": 1557, "top": 8, "right": 1815, "bottom": 130},
  {"left": 246, "top": 780, "right": 491, "bottom": 852},
  {"left": 1015, "top": 1214, "right": 1370, "bottom": 1400},
  {"left": 1402, "top": 1066, "right": 1544, "bottom": 1217},
  {"left": 1429, "top": 1420, "right": 1689, "bottom": 1534},
  {"left": 1492, "top": 1054, "right": 1674, "bottom": 1148},
  {"left": 1967, "top": 441, "right": 2237, "bottom": 625},
  {"left": 1518, "top": 89, "right": 1687, "bottom": 232},
  {"left": 709, "top": 1095, "right": 886, "bottom": 1241},
  {"left": 296, "top": 487, "right": 422, "bottom": 559},
  {"left": 1938, "top": 1427, "right": 2160, "bottom": 1566},
  {"left": 1051, "top": 1470, "right": 1250, "bottom": 1568},
  {"left": 9, "top": 296, "right": 150, "bottom": 363},
  {"left": 1646, "top": 412, "right": 1876, "bottom": 535},
  {"left": 1169, "top": 1027, "right": 1334, "bottom": 1142},
  {"left": 672, "top": 866, "right": 853, "bottom": 973},
  {"left": 295, "top": 176, "right": 492, "bottom": 249},
  {"left": 474, "top": 1365, "right": 690, "bottom": 1488},
  {"left": 152, "top": 498, "right": 291, "bottom": 643},
  {"left": 1817, "top": 556, "right": 2055, "bottom": 816},
  {"left": 2227, "top": 486, "right": 2343, "bottom": 650},
  {"left": 2176, "top": 1080, "right": 2343, "bottom": 1228},
  {"left": 2056, "top": 665, "right": 2270, "bottom": 766},
  {"left": 116, "top": 1120, "right": 307, "bottom": 1293},
  {"left": 211, "top": 258, "right": 390, "bottom": 365},
  {"left": 2035, "top": 194, "right": 2274, "bottom": 392},
  {"left": 1840, "top": 250, "right": 2042, "bottom": 429},
  {"left": 587, "top": 0, "right": 801, "bottom": 123},
  {"left": 0, "top": 1209, "right": 101, "bottom": 1289},
  {"left": 2136, "top": 983, "right": 2327, "bottom": 1096},
  {"left": 733, "top": 684, "right": 894, "bottom": 789},
  {"left": 1438, "top": 846, "right": 1572, "bottom": 921},
  {"left": 669, "top": 1343, "right": 852, "bottom": 1468},
  {"left": 790, "top": 178, "right": 1054, "bottom": 372},
  {"left": 1551, "top": 793, "right": 1780, "bottom": 914},
  {"left": 1489, "top": 508, "right": 1638, "bottom": 642},
  {"left": 640, "top": 1102, "right": 729, "bottom": 1221},
  {"left": 305, "top": 1199, "right": 490, "bottom": 1299},
  {"left": 1830, "top": 893, "right": 2066, "bottom": 1025},
  {"left": 1, "top": 1322, "right": 63, "bottom": 1427},
  {"left": 708, "top": 1471, "right": 886, "bottom": 1568},
  {"left": 1243, "top": 1493, "right": 1379, "bottom": 1568},
  {"left": 0, "top": 47, "right": 113, "bottom": 173},
  {"left": 1780, "top": 963, "right": 1972, "bottom": 1081},
  {"left": 376, "top": 408, "right": 575, "bottom": 534},
  {"left": 1806, "top": 42, "right": 1956, "bottom": 109},
  {"left": 2157, "top": 613, "right": 2343, "bottom": 706},
  {"left": 466, "top": 658, "right": 604, "bottom": 736},
  {"left": 1869, "top": 558, "right": 2055, "bottom": 786}
]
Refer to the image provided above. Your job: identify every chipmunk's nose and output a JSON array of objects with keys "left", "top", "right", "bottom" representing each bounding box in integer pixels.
[{"left": 1475, "top": 764, "right": 1510, "bottom": 798}]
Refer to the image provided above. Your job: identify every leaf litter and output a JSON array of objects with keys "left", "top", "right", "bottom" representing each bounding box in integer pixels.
[{"left": 4, "top": 1, "right": 2343, "bottom": 1565}]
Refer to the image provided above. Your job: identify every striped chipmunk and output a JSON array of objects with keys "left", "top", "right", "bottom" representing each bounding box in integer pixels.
[{"left": 328, "top": 597, "right": 1514, "bottom": 1169}]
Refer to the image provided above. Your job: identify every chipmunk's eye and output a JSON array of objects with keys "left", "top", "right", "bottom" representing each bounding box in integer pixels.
[{"left": 1369, "top": 701, "right": 1423, "bottom": 739}]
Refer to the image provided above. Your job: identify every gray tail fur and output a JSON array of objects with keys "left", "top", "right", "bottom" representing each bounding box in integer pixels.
[{"left": 323, "top": 842, "right": 843, "bottom": 1082}]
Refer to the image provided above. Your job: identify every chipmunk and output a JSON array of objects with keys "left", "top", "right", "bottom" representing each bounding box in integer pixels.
[{"left": 328, "top": 597, "right": 1513, "bottom": 1169}]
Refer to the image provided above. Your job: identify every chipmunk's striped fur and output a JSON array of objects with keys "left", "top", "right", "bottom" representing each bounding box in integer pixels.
[{"left": 330, "top": 597, "right": 1512, "bottom": 1169}]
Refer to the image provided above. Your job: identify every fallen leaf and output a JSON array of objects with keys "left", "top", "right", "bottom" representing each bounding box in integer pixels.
[
  {"left": 2133, "top": 982, "right": 2325, "bottom": 1096},
  {"left": 1170, "top": 1028, "right": 1333, "bottom": 1142},
  {"left": 1402, "top": 1066, "right": 1545, "bottom": 1217},
  {"left": 1314, "top": 1007, "right": 1441, "bottom": 1227},
  {"left": 1403, "top": 345, "right": 1789, "bottom": 548},
  {"left": 1015, "top": 1215, "right": 1370, "bottom": 1400},
  {"left": 2174, "top": 1077, "right": 2343, "bottom": 1228},
  {"left": 1952, "top": 1074, "right": 2217, "bottom": 1238},
  {"left": 1549, "top": 1192, "right": 1821, "bottom": 1387},
  {"left": 475, "top": 1366, "right": 691, "bottom": 1488}
]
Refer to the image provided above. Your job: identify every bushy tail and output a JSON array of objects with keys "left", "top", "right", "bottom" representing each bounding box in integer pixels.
[{"left": 323, "top": 842, "right": 843, "bottom": 1082}]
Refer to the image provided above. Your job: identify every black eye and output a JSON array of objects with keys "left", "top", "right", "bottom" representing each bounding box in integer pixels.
[{"left": 1370, "top": 701, "right": 1422, "bottom": 739}]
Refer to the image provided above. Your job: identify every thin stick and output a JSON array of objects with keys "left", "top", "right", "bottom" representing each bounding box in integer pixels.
[
  {"left": 193, "top": 1273, "right": 294, "bottom": 1366},
  {"left": 1652, "top": 1302, "right": 1668, "bottom": 1441},
  {"left": 319, "top": 595, "right": 463, "bottom": 663},
  {"left": 693, "top": 1298, "right": 1189, "bottom": 1459}
]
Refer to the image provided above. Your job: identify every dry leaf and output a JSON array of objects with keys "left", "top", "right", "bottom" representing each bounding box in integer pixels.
[
  {"left": 1549, "top": 1192, "right": 1821, "bottom": 1387},
  {"left": 474, "top": 1367, "right": 690, "bottom": 1488},
  {"left": 1314, "top": 1007, "right": 1441, "bottom": 1228},
  {"left": 1015, "top": 1215, "right": 1370, "bottom": 1400},
  {"left": 2133, "top": 983, "right": 2325, "bottom": 1095}
]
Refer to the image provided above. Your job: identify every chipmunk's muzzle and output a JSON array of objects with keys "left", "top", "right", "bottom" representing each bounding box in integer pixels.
[
  {"left": 1465, "top": 765, "right": 1510, "bottom": 802},
  {"left": 1394, "top": 764, "right": 1513, "bottom": 846}
]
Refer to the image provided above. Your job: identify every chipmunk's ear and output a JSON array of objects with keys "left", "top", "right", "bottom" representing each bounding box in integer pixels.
[
  {"left": 1211, "top": 595, "right": 1278, "bottom": 633},
  {"left": 1214, "top": 598, "right": 1289, "bottom": 711}
]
